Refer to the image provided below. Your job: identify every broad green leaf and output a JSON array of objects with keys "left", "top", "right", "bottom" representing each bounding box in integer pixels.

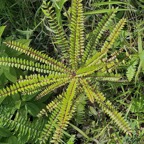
[
  {"left": 89, "top": 106, "right": 98, "bottom": 116},
  {"left": 0, "top": 96, "right": 6, "bottom": 104},
  {"left": 0, "top": 26, "right": 6, "bottom": 37},
  {"left": 25, "top": 102, "right": 41, "bottom": 117},
  {"left": 4, "top": 68, "right": 17, "bottom": 83},
  {"left": 5, "top": 46, "right": 22, "bottom": 57},
  {"left": 0, "top": 127, "right": 11, "bottom": 137},
  {"left": 22, "top": 93, "right": 37, "bottom": 101},
  {"left": 0, "top": 67, "right": 3, "bottom": 76},
  {"left": 139, "top": 50, "right": 144, "bottom": 62},
  {"left": 14, "top": 100, "right": 21, "bottom": 109},
  {"left": 8, "top": 136, "right": 19, "bottom": 144},
  {"left": 16, "top": 39, "right": 31, "bottom": 46},
  {"left": 67, "top": 135, "right": 75, "bottom": 144},
  {"left": 12, "top": 93, "right": 21, "bottom": 102},
  {"left": 3, "top": 36, "right": 22, "bottom": 57},
  {"left": 0, "top": 73, "right": 8, "bottom": 88},
  {"left": 5, "top": 38, "right": 31, "bottom": 57}
]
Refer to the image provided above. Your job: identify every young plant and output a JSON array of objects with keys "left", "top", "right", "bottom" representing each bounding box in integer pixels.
[
  {"left": 0, "top": 0, "right": 132, "bottom": 143},
  {"left": 126, "top": 20, "right": 144, "bottom": 82}
]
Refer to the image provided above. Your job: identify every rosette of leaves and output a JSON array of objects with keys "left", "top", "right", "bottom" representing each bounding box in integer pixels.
[{"left": 0, "top": 0, "right": 132, "bottom": 143}]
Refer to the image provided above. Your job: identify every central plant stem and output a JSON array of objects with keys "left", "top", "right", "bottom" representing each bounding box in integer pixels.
[{"left": 71, "top": 71, "right": 76, "bottom": 77}]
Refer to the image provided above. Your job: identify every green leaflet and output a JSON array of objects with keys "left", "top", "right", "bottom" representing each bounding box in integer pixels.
[
  {"left": 39, "top": 104, "right": 61, "bottom": 143},
  {"left": 51, "top": 78, "right": 77, "bottom": 143},
  {"left": 42, "top": 1, "right": 69, "bottom": 58},
  {"left": 0, "top": 74, "right": 68, "bottom": 98},
  {"left": 82, "top": 82, "right": 132, "bottom": 134},
  {"left": 0, "top": 57, "right": 64, "bottom": 74},
  {"left": 37, "top": 94, "right": 63, "bottom": 117},
  {"left": 70, "top": 0, "right": 85, "bottom": 69},
  {"left": 4, "top": 41, "right": 71, "bottom": 74},
  {"left": 36, "top": 77, "right": 70, "bottom": 100},
  {"left": 82, "top": 9, "right": 117, "bottom": 63},
  {"left": 80, "top": 79, "right": 94, "bottom": 103},
  {"left": 85, "top": 18, "right": 126, "bottom": 67}
]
